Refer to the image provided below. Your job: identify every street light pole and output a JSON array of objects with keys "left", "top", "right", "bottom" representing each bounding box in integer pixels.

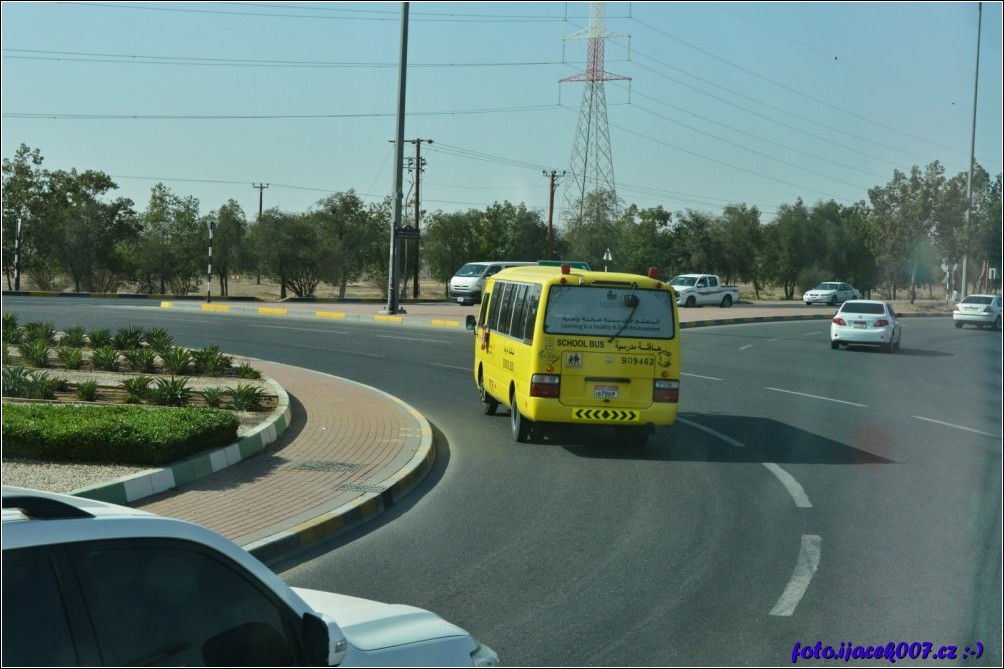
[
  {"left": 14, "top": 213, "right": 21, "bottom": 291},
  {"left": 383, "top": 2, "right": 409, "bottom": 315},
  {"left": 206, "top": 221, "right": 215, "bottom": 303}
]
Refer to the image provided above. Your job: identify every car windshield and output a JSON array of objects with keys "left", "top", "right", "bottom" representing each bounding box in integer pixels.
[
  {"left": 815, "top": 283, "right": 839, "bottom": 290},
  {"left": 669, "top": 276, "right": 697, "bottom": 287},
  {"left": 544, "top": 286, "right": 675, "bottom": 339},
  {"left": 455, "top": 264, "right": 487, "bottom": 278},
  {"left": 840, "top": 302, "right": 885, "bottom": 314}
]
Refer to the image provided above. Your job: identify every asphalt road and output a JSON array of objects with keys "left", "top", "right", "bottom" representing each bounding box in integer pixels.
[{"left": 3, "top": 297, "right": 1000, "bottom": 666}]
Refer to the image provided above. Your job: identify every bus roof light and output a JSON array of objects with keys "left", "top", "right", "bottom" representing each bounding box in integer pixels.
[
  {"left": 648, "top": 267, "right": 659, "bottom": 279},
  {"left": 561, "top": 263, "right": 570, "bottom": 275}
]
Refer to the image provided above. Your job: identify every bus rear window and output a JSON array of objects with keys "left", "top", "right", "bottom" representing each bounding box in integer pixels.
[{"left": 544, "top": 286, "right": 675, "bottom": 338}]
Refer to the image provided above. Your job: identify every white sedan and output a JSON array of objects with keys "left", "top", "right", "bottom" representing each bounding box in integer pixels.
[
  {"left": 804, "top": 282, "right": 861, "bottom": 306},
  {"left": 830, "top": 300, "right": 902, "bottom": 352},
  {"left": 953, "top": 294, "right": 1002, "bottom": 331}
]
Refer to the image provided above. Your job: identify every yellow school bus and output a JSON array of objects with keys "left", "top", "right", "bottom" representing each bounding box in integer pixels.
[{"left": 465, "top": 263, "right": 681, "bottom": 444}]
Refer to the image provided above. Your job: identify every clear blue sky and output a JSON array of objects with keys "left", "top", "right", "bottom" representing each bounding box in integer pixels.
[{"left": 2, "top": 2, "right": 1001, "bottom": 223}]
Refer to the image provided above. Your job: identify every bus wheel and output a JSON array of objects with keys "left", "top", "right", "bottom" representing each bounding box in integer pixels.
[
  {"left": 510, "top": 390, "right": 532, "bottom": 443},
  {"left": 479, "top": 380, "right": 498, "bottom": 416}
]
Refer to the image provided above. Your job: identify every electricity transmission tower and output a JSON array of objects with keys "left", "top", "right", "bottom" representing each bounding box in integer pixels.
[{"left": 560, "top": 2, "right": 629, "bottom": 225}]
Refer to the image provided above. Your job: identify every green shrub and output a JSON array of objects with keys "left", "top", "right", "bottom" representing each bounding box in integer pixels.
[
  {"left": 60, "top": 325, "right": 88, "bottom": 348},
  {"left": 87, "top": 328, "right": 112, "bottom": 349},
  {"left": 2, "top": 365, "right": 32, "bottom": 398},
  {"left": 75, "top": 380, "right": 99, "bottom": 401},
  {"left": 22, "top": 321, "right": 56, "bottom": 344},
  {"left": 91, "top": 346, "right": 120, "bottom": 372},
  {"left": 123, "top": 347, "right": 158, "bottom": 373},
  {"left": 149, "top": 376, "right": 192, "bottom": 407},
  {"left": 143, "top": 327, "right": 174, "bottom": 354},
  {"left": 234, "top": 360, "right": 263, "bottom": 379},
  {"left": 18, "top": 339, "right": 50, "bottom": 368},
  {"left": 122, "top": 376, "right": 153, "bottom": 402},
  {"left": 57, "top": 347, "right": 84, "bottom": 370},
  {"left": 201, "top": 386, "right": 225, "bottom": 408},
  {"left": 113, "top": 325, "right": 145, "bottom": 351},
  {"left": 160, "top": 346, "right": 192, "bottom": 374},
  {"left": 1, "top": 404, "right": 239, "bottom": 466},
  {"left": 228, "top": 383, "right": 265, "bottom": 411},
  {"left": 25, "top": 370, "right": 63, "bottom": 400},
  {"left": 2, "top": 312, "right": 21, "bottom": 345},
  {"left": 191, "top": 345, "right": 232, "bottom": 375}
]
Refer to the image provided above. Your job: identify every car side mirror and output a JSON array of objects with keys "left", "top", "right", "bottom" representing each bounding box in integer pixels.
[
  {"left": 466, "top": 315, "right": 476, "bottom": 331},
  {"left": 303, "top": 612, "right": 348, "bottom": 667}
]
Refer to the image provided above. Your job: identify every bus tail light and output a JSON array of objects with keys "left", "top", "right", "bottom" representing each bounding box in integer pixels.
[
  {"left": 530, "top": 374, "right": 561, "bottom": 398},
  {"left": 653, "top": 379, "right": 679, "bottom": 403}
]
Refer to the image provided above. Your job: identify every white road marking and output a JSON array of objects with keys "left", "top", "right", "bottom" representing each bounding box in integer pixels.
[
  {"left": 770, "top": 535, "right": 822, "bottom": 616},
  {"left": 376, "top": 334, "right": 451, "bottom": 344},
  {"left": 681, "top": 372, "right": 723, "bottom": 381},
  {"left": 678, "top": 417, "right": 745, "bottom": 448},
  {"left": 912, "top": 416, "right": 1000, "bottom": 438},
  {"left": 766, "top": 387, "right": 867, "bottom": 407},
  {"left": 762, "top": 463, "right": 812, "bottom": 508},
  {"left": 429, "top": 363, "right": 471, "bottom": 372},
  {"left": 256, "top": 325, "right": 350, "bottom": 334},
  {"left": 739, "top": 344, "right": 753, "bottom": 350}
]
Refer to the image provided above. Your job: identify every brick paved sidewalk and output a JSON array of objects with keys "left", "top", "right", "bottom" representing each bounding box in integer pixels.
[{"left": 131, "top": 360, "right": 434, "bottom": 564}]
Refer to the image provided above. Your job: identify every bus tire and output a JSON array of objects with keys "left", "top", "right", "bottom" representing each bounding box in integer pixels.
[
  {"left": 479, "top": 376, "right": 498, "bottom": 416},
  {"left": 510, "top": 390, "right": 532, "bottom": 443}
]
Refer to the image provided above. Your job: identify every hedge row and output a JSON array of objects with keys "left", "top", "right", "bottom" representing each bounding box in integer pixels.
[{"left": 2, "top": 404, "right": 239, "bottom": 466}]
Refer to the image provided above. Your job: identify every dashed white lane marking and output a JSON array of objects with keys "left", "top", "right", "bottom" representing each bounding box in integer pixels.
[
  {"left": 912, "top": 415, "right": 1000, "bottom": 438},
  {"left": 678, "top": 417, "right": 745, "bottom": 448},
  {"left": 770, "top": 535, "right": 822, "bottom": 616},
  {"left": 429, "top": 363, "right": 471, "bottom": 372},
  {"left": 376, "top": 334, "right": 451, "bottom": 344},
  {"left": 740, "top": 344, "right": 753, "bottom": 350},
  {"left": 766, "top": 386, "right": 867, "bottom": 407},
  {"left": 681, "top": 372, "right": 724, "bottom": 381},
  {"left": 762, "top": 463, "right": 812, "bottom": 508}
]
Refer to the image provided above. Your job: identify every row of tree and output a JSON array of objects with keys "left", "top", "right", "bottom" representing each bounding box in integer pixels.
[{"left": 3, "top": 143, "right": 1001, "bottom": 301}]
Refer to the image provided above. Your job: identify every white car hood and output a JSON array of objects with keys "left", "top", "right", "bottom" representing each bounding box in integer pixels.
[{"left": 292, "top": 587, "right": 469, "bottom": 652}]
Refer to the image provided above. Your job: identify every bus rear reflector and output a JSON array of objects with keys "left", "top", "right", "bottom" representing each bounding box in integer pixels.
[
  {"left": 654, "top": 379, "right": 679, "bottom": 403},
  {"left": 530, "top": 374, "right": 561, "bottom": 398}
]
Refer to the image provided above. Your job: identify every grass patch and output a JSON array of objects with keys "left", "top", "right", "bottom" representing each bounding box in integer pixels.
[{"left": 2, "top": 404, "right": 239, "bottom": 466}]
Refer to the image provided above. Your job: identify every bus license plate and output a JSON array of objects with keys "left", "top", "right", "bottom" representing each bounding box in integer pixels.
[{"left": 594, "top": 385, "right": 618, "bottom": 399}]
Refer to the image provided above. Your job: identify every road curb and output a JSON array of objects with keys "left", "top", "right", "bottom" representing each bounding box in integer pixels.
[{"left": 70, "top": 373, "right": 292, "bottom": 505}]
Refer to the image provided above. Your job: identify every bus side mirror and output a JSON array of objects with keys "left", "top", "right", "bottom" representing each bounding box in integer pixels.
[{"left": 466, "top": 315, "right": 476, "bottom": 331}]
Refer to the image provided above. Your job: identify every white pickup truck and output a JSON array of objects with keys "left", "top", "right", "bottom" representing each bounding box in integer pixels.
[{"left": 669, "top": 274, "right": 740, "bottom": 308}]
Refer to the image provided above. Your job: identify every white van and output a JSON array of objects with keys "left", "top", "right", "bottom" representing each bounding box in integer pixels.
[{"left": 449, "top": 261, "right": 534, "bottom": 304}]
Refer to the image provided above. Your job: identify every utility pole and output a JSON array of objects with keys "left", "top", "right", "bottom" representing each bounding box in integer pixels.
[
  {"left": 408, "top": 138, "right": 433, "bottom": 298},
  {"left": 961, "top": 2, "right": 982, "bottom": 299},
  {"left": 253, "top": 183, "right": 269, "bottom": 219},
  {"left": 543, "top": 170, "right": 565, "bottom": 260},
  {"left": 383, "top": 2, "right": 409, "bottom": 315},
  {"left": 253, "top": 183, "right": 269, "bottom": 287}
]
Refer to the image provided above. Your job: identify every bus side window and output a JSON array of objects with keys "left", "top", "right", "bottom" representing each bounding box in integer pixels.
[
  {"left": 522, "top": 285, "right": 541, "bottom": 343},
  {"left": 477, "top": 292, "right": 491, "bottom": 327},
  {"left": 487, "top": 282, "right": 507, "bottom": 332},
  {"left": 497, "top": 283, "right": 516, "bottom": 334},
  {"left": 508, "top": 285, "right": 528, "bottom": 338}
]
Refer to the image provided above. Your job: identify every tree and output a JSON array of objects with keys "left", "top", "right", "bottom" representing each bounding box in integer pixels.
[
  {"left": 564, "top": 189, "right": 620, "bottom": 269},
  {"left": 129, "top": 184, "right": 202, "bottom": 295},
  {"left": 761, "top": 199, "right": 811, "bottom": 300},
  {"left": 715, "top": 203, "right": 761, "bottom": 287},
  {"left": 2, "top": 144, "right": 46, "bottom": 290},
  {"left": 207, "top": 199, "right": 247, "bottom": 297},
  {"left": 423, "top": 209, "right": 484, "bottom": 291},
  {"left": 310, "top": 191, "right": 384, "bottom": 298},
  {"left": 36, "top": 169, "right": 137, "bottom": 292},
  {"left": 612, "top": 204, "right": 672, "bottom": 276}
]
